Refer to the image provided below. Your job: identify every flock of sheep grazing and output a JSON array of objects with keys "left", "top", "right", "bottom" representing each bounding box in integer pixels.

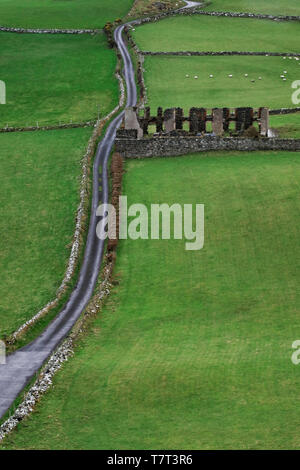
[{"left": 184, "top": 56, "right": 300, "bottom": 83}]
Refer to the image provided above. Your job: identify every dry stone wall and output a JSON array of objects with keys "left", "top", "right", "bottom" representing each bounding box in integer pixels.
[
  {"left": 130, "top": 8, "right": 300, "bottom": 28},
  {"left": 115, "top": 135, "right": 300, "bottom": 158},
  {"left": 270, "top": 107, "right": 300, "bottom": 115},
  {"left": 0, "top": 120, "right": 96, "bottom": 133},
  {"left": 0, "top": 26, "right": 98, "bottom": 34},
  {"left": 142, "top": 51, "right": 300, "bottom": 57},
  {"left": 192, "top": 10, "right": 300, "bottom": 22},
  {"left": 123, "top": 106, "right": 270, "bottom": 136}
]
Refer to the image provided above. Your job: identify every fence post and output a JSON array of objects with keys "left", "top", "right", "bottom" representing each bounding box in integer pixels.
[
  {"left": 163, "top": 108, "right": 176, "bottom": 133},
  {"left": 142, "top": 107, "right": 150, "bottom": 135},
  {"left": 175, "top": 108, "right": 183, "bottom": 130},
  {"left": 0, "top": 340, "right": 6, "bottom": 365},
  {"left": 212, "top": 108, "right": 223, "bottom": 136},
  {"left": 156, "top": 107, "right": 163, "bottom": 133},
  {"left": 259, "top": 107, "right": 269, "bottom": 137},
  {"left": 223, "top": 108, "right": 230, "bottom": 132}
]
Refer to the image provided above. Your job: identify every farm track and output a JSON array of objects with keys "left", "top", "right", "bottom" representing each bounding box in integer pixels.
[{"left": 0, "top": 21, "right": 137, "bottom": 421}]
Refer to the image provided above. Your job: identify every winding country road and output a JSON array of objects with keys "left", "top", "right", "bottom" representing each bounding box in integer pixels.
[
  {"left": 181, "top": 1, "right": 202, "bottom": 9},
  {"left": 0, "top": 0, "right": 198, "bottom": 420}
]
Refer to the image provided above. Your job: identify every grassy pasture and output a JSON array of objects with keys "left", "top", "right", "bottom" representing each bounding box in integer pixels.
[
  {"left": 132, "top": 15, "right": 300, "bottom": 53},
  {"left": 1, "top": 151, "right": 300, "bottom": 449},
  {"left": 0, "top": 32, "right": 119, "bottom": 127},
  {"left": 205, "top": 0, "right": 300, "bottom": 16},
  {"left": 142, "top": 55, "right": 300, "bottom": 110},
  {"left": 270, "top": 114, "right": 300, "bottom": 138},
  {"left": 0, "top": 128, "right": 91, "bottom": 338},
  {"left": 0, "top": 0, "right": 133, "bottom": 29}
]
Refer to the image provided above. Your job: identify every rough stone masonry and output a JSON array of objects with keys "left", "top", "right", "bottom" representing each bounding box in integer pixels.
[
  {"left": 115, "top": 135, "right": 300, "bottom": 158},
  {"left": 122, "top": 106, "right": 270, "bottom": 138}
]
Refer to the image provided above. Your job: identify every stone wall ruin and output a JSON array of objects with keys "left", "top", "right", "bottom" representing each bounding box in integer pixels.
[{"left": 121, "top": 106, "right": 270, "bottom": 138}]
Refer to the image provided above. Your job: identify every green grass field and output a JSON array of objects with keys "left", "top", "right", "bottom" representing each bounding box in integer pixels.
[
  {"left": 0, "top": 0, "right": 133, "bottom": 29},
  {"left": 270, "top": 114, "right": 300, "bottom": 138},
  {"left": 0, "top": 33, "right": 119, "bottom": 127},
  {"left": 1, "top": 151, "right": 300, "bottom": 450},
  {"left": 132, "top": 10, "right": 300, "bottom": 136},
  {"left": 205, "top": 0, "right": 300, "bottom": 16},
  {"left": 142, "top": 55, "right": 300, "bottom": 110},
  {"left": 0, "top": 128, "right": 91, "bottom": 338},
  {"left": 132, "top": 15, "right": 300, "bottom": 53}
]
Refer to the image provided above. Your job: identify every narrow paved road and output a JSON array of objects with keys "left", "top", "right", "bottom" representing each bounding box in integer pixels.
[
  {"left": 0, "top": 22, "right": 136, "bottom": 420},
  {"left": 0, "top": 0, "right": 196, "bottom": 420}
]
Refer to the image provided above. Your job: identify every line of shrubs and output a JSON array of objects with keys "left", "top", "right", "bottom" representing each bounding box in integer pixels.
[{"left": 107, "top": 152, "right": 123, "bottom": 252}]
